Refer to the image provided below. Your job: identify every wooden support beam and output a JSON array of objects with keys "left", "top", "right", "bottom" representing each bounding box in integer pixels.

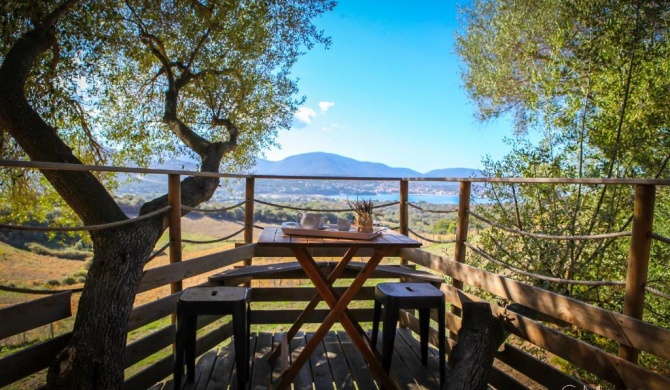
[
  {"left": 451, "top": 181, "right": 471, "bottom": 323},
  {"left": 619, "top": 184, "right": 656, "bottom": 363},
  {"left": 168, "top": 174, "right": 182, "bottom": 294}
]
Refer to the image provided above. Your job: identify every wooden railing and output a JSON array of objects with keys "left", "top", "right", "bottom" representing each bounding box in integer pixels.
[{"left": 0, "top": 160, "right": 669, "bottom": 389}]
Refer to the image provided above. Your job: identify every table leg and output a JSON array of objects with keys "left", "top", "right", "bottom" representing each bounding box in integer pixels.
[
  {"left": 276, "top": 248, "right": 398, "bottom": 390},
  {"left": 269, "top": 248, "right": 359, "bottom": 364}
]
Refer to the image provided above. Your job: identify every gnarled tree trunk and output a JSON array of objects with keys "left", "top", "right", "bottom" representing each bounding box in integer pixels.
[
  {"left": 47, "top": 223, "right": 161, "bottom": 388},
  {"left": 0, "top": 3, "right": 224, "bottom": 388},
  {"left": 447, "top": 301, "right": 505, "bottom": 390}
]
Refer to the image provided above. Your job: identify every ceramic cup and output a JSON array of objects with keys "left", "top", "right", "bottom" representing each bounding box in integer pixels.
[
  {"left": 337, "top": 218, "right": 352, "bottom": 231},
  {"left": 297, "top": 212, "right": 324, "bottom": 229}
]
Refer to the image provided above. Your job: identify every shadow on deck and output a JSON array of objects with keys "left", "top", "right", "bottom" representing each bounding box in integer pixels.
[{"left": 155, "top": 328, "right": 443, "bottom": 390}]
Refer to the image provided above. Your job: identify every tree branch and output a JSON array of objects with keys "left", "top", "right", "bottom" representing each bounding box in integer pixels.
[{"left": 0, "top": 1, "right": 126, "bottom": 225}]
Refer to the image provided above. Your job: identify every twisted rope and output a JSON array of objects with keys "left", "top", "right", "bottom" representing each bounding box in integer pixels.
[
  {"left": 254, "top": 198, "right": 399, "bottom": 213},
  {"left": 182, "top": 228, "right": 245, "bottom": 244},
  {"left": 650, "top": 232, "right": 670, "bottom": 245},
  {"left": 181, "top": 201, "right": 245, "bottom": 213},
  {"left": 466, "top": 242, "right": 669, "bottom": 300},
  {"left": 0, "top": 206, "right": 172, "bottom": 232},
  {"left": 646, "top": 286, "right": 670, "bottom": 301},
  {"left": 372, "top": 201, "right": 400, "bottom": 209},
  {"left": 408, "top": 228, "right": 458, "bottom": 244},
  {"left": 469, "top": 211, "right": 632, "bottom": 241},
  {"left": 146, "top": 241, "right": 171, "bottom": 262},
  {"left": 408, "top": 202, "right": 458, "bottom": 214},
  {"left": 254, "top": 198, "right": 351, "bottom": 212},
  {"left": 465, "top": 242, "right": 627, "bottom": 287}
]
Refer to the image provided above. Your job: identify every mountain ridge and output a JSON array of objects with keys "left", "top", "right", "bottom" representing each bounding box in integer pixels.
[
  {"left": 118, "top": 152, "right": 480, "bottom": 197},
  {"left": 249, "top": 152, "right": 480, "bottom": 178}
]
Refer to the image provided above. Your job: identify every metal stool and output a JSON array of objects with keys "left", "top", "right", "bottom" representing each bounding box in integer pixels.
[
  {"left": 371, "top": 282, "right": 446, "bottom": 385},
  {"left": 174, "top": 286, "right": 251, "bottom": 390}
]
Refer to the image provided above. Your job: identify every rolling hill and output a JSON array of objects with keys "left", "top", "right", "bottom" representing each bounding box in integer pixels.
[{"left": 116, "top": 152, "right": 480, "bottom": 196}]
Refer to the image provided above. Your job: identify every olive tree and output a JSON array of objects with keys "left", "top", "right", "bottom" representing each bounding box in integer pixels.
[
  {"left": 457, "top": 0, "right": 670, "bottom": 316},
  {"left": 0, "top": 0, "right": 334, "bottom": 388}
]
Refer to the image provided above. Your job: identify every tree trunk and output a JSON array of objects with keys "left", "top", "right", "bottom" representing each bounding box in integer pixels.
[
  {"left": 0, "top": 4, "right": 226, "bottom": 389},
  {"left": 47, "top": 220, "right": 162, "bottom": 389},
  {"left": 447, "top": 302, "right": 505, "bottom": 390}
]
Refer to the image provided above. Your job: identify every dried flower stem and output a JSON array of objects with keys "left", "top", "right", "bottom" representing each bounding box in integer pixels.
[{"left": 347, "top": 198, "right": 375, "bottom": 216}]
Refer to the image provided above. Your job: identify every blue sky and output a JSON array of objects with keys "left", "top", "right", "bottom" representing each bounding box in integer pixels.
[{"left": 261, "top": 1, "right": 515, "bottom": 173}]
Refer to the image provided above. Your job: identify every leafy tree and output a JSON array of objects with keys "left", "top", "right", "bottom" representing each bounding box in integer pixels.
[
  {"left": 0, "top": 0, "right": 334, "bottom": 388},
  {"left": 456, "top": 0, "right": 670, "bottom": 344},
  {"left": 432, "top": 218, "right": 456, "bottom": 235}
]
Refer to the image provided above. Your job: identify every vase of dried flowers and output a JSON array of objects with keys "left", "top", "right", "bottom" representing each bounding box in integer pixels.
[{"left": 348, "top": 198, "right": 375, "bottom": 233}]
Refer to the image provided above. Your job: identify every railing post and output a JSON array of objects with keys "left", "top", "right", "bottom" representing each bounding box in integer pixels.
[
  {"left": 244, "top": 177, "right": 255, "bottom": 268},
  {"left": 168, "top": 174, "right": 182, "bottom": 294},
  {"left": 400, "top": 179, "right": 409, "bottom": 266},
  {"left": 452, "top": 181, "right": 471, "bottom": 322},
  {"left": 619, "top": 184, "right": 655, "bottom": 363}
]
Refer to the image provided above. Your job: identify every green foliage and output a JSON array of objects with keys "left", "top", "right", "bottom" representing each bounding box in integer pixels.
[
  {"left": 1, "top": 0, "right": 336, "bottom": 223},
  {"left": 25, "top": 243, "right": 91, "bottom": 261},
  {"left": 457, "top": 0, "right": 670, "bottom": 378},
  {"left": 432, "top": 218, "right": 456, "bottom": 235}
]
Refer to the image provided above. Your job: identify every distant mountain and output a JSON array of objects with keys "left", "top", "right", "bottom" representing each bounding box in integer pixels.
[
  {"left": 250, "top": 152, "right": 424, "bottom": 177},
  {"left": 116, "top": 152, "right": 481, "bottom": 196}
]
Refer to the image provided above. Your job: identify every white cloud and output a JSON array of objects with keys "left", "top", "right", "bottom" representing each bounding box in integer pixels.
[
  {"left": 319, "top": 101, "right": 335, "bottom": 113},
  {"left": 293, "top": 107, "right": 317, "bottom": 128}
]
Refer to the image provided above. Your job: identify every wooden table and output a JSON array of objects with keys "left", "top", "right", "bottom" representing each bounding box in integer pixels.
[{"left": 256, "top": 227, "right": 422, "bottom": 390}]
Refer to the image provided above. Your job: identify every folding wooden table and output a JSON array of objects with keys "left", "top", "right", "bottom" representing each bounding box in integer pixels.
[{"left": 256, "top": 227, "right": 422, "bottom": 390}]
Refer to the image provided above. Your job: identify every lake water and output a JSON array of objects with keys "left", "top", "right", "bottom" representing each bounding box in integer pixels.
[
  {"left": 328, "top": 193, "right": 489, "bottom": 205},
  {"left": 222, "top": 193, "right": 490, "bottom": 205}
]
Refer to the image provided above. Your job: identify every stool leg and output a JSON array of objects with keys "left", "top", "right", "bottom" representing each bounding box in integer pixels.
[
  {"left": 438, "top": 300, "right": 446, "bottom": 386},
  {"left": 418, "top": 308, "right": 430, "bottom": 365},
  {"left": 174, "top": 312, "right": 185, "bottom": 389},
  {"left": 185, "top": 316, "right": 197, "bottom": 383},
  {"left": 371, "top": 299, "right": 382, "bottom": 351},
  {"left": 381, "top": 302, "right": 399, "bottom": 375},
  {"left": 233, "top": 303, "right": 249, "bottom": 390}
]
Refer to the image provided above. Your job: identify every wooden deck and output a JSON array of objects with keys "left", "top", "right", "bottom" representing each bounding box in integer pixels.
[{"left": 154, "top": 328, "right": 444, "bottom": 390}]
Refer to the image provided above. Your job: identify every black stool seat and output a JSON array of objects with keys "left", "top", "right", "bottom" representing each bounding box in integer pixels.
[
  {"left": 371, "top": 282, "right": 446, "bottom": 386},
  {"left": 174, "top": 286, "right": 251, "bottom": 390}
]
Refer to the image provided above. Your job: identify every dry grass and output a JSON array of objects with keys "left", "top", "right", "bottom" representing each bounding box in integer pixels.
[{"left": 0, "top": 216, "right": 261, "bottom": 308}]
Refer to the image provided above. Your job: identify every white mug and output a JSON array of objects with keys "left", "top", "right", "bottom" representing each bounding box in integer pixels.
[
  {"left": 297, "top": 212, "right": 324, "bottom": 229},
  {"left": 337, "top": 218, "right": 352, "bottom": 231}
]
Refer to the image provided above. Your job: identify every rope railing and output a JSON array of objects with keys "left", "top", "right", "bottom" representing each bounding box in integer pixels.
[
  {"left": 464, "top": 242, "right": 670, "bottom": 300},
  {"left": 181, "top": 228, "right": 245, "bottom": 244},
  {"left": 469, "top": 210, "right": 632, "bottom": 241},
  {"left": 372, "top": 200, "right": 400, "bottom": 209},
  {"left": 146, "top": 241, "right": 171, "bottom": 262},
  {"left": 650, "top": 232, "right": 670, "bottom": 245},
  {"left": 408, "top": 202, "right": 458, "bottom": 214},
  {"left": 254, "top": 198, "right": 351, "bottom": 212},
  {"left": 408, "top": 228, "right": 457, "bottom": 244},
  {"left": 465, "top": 242, "right": 625, "bottom": 286},
  {"left": 0, "top": 240, "right": 176, "bottom": 294},
  {"left": 181, "top": 201, "right": 245, "bottom": 213},
  {"left": 254, "top": 198, "right": 399, "bottom": 213},
  {"left": 0, "top": 206, "right": 172, "bottom": 232}
]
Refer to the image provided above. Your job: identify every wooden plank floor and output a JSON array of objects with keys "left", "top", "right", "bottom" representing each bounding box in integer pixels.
[{"left": 156, "top": 328, "right": 443, "bottom": 390}]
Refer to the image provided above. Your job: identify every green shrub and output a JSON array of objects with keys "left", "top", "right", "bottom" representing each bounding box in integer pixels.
[{"left": 26, "top": 242, "right": 90, "bottom": 260}]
